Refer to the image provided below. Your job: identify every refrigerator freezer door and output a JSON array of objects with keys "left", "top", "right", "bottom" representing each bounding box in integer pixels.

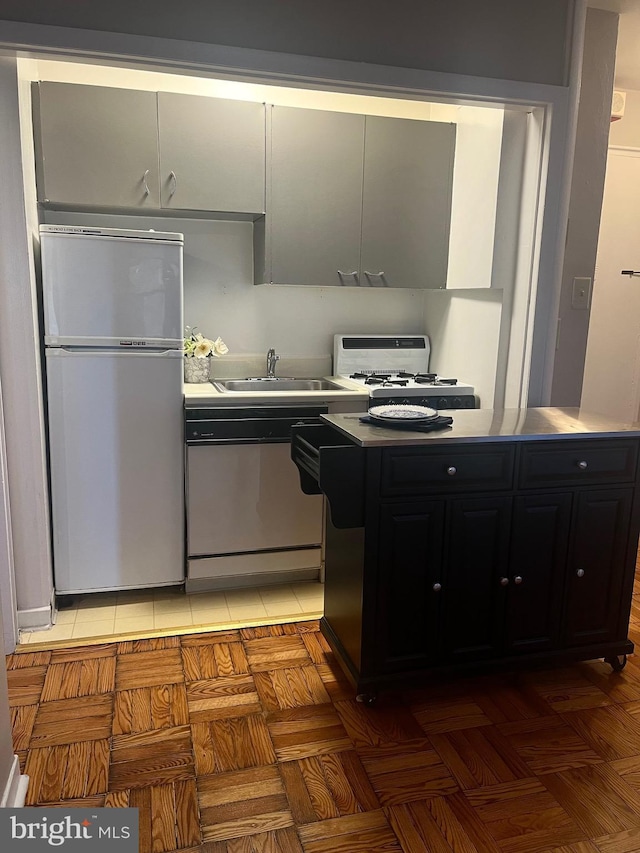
[
  {"left": 41, "top": 232, "right": 183, "bottom": 347},
  {"left": 46, "top": 348, "right": 184, "bottom": 593}
]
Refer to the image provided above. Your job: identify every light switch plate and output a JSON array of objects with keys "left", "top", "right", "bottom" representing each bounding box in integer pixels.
[{"left": 571, "top": 276, "right": 592, "bottom": 310}]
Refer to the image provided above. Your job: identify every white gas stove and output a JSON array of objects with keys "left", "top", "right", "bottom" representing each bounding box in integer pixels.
[{"left": 334, "top": 334, "right": 476, "bottom": 410}]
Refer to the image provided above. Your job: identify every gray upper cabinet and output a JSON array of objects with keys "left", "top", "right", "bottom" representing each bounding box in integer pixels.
[
  {"left": 259, "top": 105, "right": 456, "bottom": 288},
  {"left": 264, "top": 106, "right": 365, "bottom": 286},
  {"left": 34, "top": 83, "right": 265, "bottom": 215},
  {"left": 361, "top": 117, "right": 456, "bottom": 289},
  {"left": 158, "top": 93, "right": 265, "bottom": 214},
  {"left": 34, "top": 82, "right": 160, "bottom": 208}
]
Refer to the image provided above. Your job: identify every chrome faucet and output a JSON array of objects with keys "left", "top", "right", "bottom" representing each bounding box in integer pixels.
[{"left": 266, "top": 347, "right": 280, "bottom": 378}]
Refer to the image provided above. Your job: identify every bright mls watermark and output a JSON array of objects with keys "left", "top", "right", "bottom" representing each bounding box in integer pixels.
[{"left": 0, "top": 809, "right": 138, "bottom": 851}]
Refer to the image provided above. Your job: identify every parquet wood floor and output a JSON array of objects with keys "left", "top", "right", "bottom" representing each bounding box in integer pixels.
[{"left": 8, "top": 595, "right": 640, "bottom": 853}]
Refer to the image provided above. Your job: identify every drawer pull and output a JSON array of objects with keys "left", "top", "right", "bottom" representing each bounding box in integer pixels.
[
  {"left": 514, "top": 576, "right": 523, "bottom": 585},
  {"left": 447, "top": 466, "right": 457, "bottom": 476},
  {"left": 499, "top": 577, "right": 509, "bottom": 586},
  {"left": 576, "top": 568, "right": 585, "bottom": 578},
  {"left": 577, "top": 460, "right": 588, "bottom": 470},
  {"left": 432, "top": 582, "right": 442, "bottom": 592}
]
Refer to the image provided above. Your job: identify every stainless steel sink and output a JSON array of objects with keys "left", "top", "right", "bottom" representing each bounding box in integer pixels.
[{"left": 213, "top": 378, "right": 345, "bottom": 392}]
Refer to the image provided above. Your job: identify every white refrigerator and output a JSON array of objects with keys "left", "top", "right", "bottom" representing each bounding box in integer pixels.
[{"left": 41, "top": 225, "right": 185, "bottom": 594}]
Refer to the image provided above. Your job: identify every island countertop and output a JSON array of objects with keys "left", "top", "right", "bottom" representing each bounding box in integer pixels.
[{"left": 321, "top": 407, "right": 640, "bottom": 447}]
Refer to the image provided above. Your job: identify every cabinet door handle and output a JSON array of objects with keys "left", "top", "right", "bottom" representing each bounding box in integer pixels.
[
  {"left": 337, "top": 270, "right": 359, "bottom": 285},
  {"left": 514, "top": 576, "right": 523, "bottom": 585},
  {"left": 499, "top": 577, "right": 509, "bottom": 586},
  {"left": 142, "top": 169, "right": 151, "bottom": 197},
  {"left": 577, "top": 460, "right": 588, "bottom": 470},
  {"left": 168, "top": 170, "right": 177, "bottom": 198},
  {"left": 576, "top": 568, "right": 585, "bottom": 578},
  {"left": 363, "top": 271, "right": 389, "bottom": 287},
  {"left": 447, "top": 466, "right": 457, "bottom": 476},
  {"left": 432, "top": 582, "right": 442, "bottom": 592}
]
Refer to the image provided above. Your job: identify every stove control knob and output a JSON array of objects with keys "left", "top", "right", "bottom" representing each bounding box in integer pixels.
[
  {"left": 453, "top": 397, "right": 462, "bottom": 408},
  {"left": 447, "top": 466, "right": 457, "bottom": 476},
  {"left": 438, "top": 398, "right": 448, "bottom": 409}
]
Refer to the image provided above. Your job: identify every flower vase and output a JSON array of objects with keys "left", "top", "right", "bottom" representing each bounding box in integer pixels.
[{"left": 184, "top": 357, "right": 210, "bottom": 384}]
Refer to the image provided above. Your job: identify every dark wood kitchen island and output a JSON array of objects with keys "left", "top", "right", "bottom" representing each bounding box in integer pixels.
[{"left": 291, "top": 407, "right": 640, "bottom": 702}]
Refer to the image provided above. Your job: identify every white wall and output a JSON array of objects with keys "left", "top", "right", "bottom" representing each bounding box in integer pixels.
[
  {"left": 581, "top": 149, "right": 640, "bottom": 420},
  {"left": 0, "top": 373, "right": 17, "bottom": 654},
  {"left": 424, "top": 289, "right": 503, "bottom": 408},
  {"left": 0, "top": 597, "right": 22, "bottom": 807},
  {"left": 0, "top": 57, "right": 54, "bottom": 630},
  {"left": 432, "top": 104, "right": 504, "bottom": 290}
]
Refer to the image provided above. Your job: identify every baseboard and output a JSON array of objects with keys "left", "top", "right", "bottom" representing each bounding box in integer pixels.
[
  {"left": 17, "top": 603, "right": 53, "bottom": 631},
  {"left": 0, "top": 756, "right": 28, "bottom": 807},
  {"left": 186, "top": 568, "right": 319, "bottom": 593}
]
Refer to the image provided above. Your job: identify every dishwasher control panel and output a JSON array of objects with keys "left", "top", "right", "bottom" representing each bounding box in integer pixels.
[{"left": 185, "top": 405, "right": 329, "bottom": 444}]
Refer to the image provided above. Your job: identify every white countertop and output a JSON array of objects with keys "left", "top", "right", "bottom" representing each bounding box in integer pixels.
[{"left": 184, "top": 376, "right": 369, "bottom": 407}]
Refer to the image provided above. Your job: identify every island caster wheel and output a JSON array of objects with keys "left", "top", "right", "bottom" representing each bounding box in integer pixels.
[
  {"left": 356, "top": 692, "right": 378, "bottom": 707},
  {"left": 605, "top": 654, "right": 627, "bottom": 672}
]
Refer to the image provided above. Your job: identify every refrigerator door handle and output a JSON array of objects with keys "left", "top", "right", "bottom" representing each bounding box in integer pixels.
[{"left": 47, "top": 347, "right": 183, "bottom": 358}]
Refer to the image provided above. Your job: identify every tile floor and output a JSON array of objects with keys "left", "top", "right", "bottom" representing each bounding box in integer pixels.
[{"left": 18, "top": 582, "right": 324, "bottom": 646}]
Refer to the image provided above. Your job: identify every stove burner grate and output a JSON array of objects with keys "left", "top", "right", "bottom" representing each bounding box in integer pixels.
[
  {"left": 348, "top": 371, "right": 458, "bottom": 388},
  {"left": 365, "top": 376, "right": 408, "bottom": 387}
]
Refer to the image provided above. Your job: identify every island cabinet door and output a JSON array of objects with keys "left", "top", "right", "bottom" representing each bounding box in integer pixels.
[
  {"left": 504, "top": 493, "right": 572, "bottom": 655},
  {"left": 441, "top": 496, "right": 512, "bottom": 665},
  {"left": 564, "top": 488, "right": 633, "bottom": 647},
  {"left": 375, "top": 501, "right": 445, "bottom": 673}
]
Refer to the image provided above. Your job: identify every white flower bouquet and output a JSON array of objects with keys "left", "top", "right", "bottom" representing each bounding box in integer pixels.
[
  {"left": 184, "top": 326, "right": 229, "bottom": 359},
  {"left": 183, "top": 326, "right": 229, "bottom": 383}
]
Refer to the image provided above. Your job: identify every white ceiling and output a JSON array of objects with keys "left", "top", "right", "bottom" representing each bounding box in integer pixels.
[{"left": 589, "top": 0, "right": 640, "bottom": 89}]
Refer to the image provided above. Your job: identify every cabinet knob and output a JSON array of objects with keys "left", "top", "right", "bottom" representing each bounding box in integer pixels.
[
  {"left": 514, "top": 576, "right": 523, "bottom": 585},
  {"left": 576, "top": 568, "right": 585, "bottom": 578},
  {"left": 447, "top": 466, "right": 457, "bottom": 476},
  {"left": 432, "top": 582, "right": 442, "bottom": 592},
  {"left": 577, "top": 460, "right": 588, "bottom": 470},
  {"left": 500, "top": 577, "right": 509, "bottom": 586}
]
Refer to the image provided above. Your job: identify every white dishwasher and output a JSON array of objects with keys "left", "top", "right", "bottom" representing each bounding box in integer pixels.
[{"left": 185, "top": 405, "right": 326, "bottom": 591}]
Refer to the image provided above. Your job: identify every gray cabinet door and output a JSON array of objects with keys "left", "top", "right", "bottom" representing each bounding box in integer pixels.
[
  {"left": 34, "top": 82, "right": 160, "bottom": 208},
  {"left": 267, "top": 106, "right": 364, "bottom": 286},
  {"left": 158, "top": 93, "right": 265, "bottom": 214},
  {"left": 360, "top": 116, "right": 456, "bottom": 289}
]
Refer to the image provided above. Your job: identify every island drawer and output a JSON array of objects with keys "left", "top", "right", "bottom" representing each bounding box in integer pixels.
[
  {"left": 518, "top": 439, "right": 639, "bottom": 488},
  {"left": 381, "top": 444, "right": 515, "bottom": 496}
]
